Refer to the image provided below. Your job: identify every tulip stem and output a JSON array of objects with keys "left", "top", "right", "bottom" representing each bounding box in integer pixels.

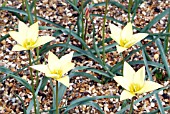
[
  {"left": 81, "top": 0, "right": 85, "bottom": 49},
  {"left": 33, "top": 0, "right": 38, "bottom": 22},
  {"left": 121, "top": 52, "right": 125, "bottom": 74},
  {"left": 129, "top": 96, "right": 135, "bottom": 114},
  {"left": 56, "top": 81, "right": 59, "bottom": 114},
  {"left": 128, "top": 0, "right": 133, "bottom": 22},
  {"left": 102, "top": 0, "right": 109, "bottom": 66},
  {"left": 36, "top": 47, "right": 39, "bottom": 87},
  {"left": 28, "top": 50, "right": 37, "bottom": 114},
  {"left": 84, "top": 19, "right": 88, "bottom": 44},
  {"left": 21, "top": 0, "right": 25, "bottom": 20}
]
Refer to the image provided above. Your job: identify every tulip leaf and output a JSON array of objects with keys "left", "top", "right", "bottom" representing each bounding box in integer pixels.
[
  {"left": 0, "top": 34, "right": 10, "bottom": 42},
  {"left": 155, "top": 37, "right": 170, "bottom": 78},
  {"left": 70, "top": 72, "right": 101, "bottom": 83},
  {"left": 141, "top": 8, "right": 169, "bottom": 32},
  {"left": 14, "top": 93, "right": 27, "bottom": 114},
  {"left": 64, "top": 95, "right": 119, "bottom": 113},
  {"left": 147, "top": 106, "right": 170, "bottom": 114},
  {"left": 65, "top": 0, "right": 80, "bottom": 12},
  {"left": 88, "top": 68, "right": 111, "bottom": 78},
  {"left": 91, "top": 1, "right": 128, "bottom": 12},
  {"left": 58, "top": 84, "right": 67, "bottom": 104},
  {"left": 0, "top": 66, "right": 13, "bottom": 74},
  {"left": 7, "top": 74, "right": 32, "bottom": 91},
  {"left": 141, "top": 46, "right": 165, "bottom": 114}
]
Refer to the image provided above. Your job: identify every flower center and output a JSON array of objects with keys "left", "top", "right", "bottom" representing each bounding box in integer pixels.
[
  {"left": 120, "top": 39, "right": 129, "bottom": 47},
  {"left": 23, "top": 38, "right": 36, "bottom": 49},
  {"left": 51, "top": 69, "right": 63, "bottom": 78},
  {"left": 129, "top": 83, "right": 141, "bottom": 94}
]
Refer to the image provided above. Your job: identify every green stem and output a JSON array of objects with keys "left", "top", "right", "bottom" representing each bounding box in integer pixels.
[
  {"left": 101, "top": 0, "right": 109, "bottom": 84},
  {"left": 21, "top": 0, "right": 25, "bottom": 20},
  {"left": 121, "top": 52, "right": 125, "bottom": 72},
  {"left": 84, "top": 19, "right": 88, "bottom": 42},
  {"left": 36, "top": 47, "right": 39, "bottom": 87},
  {"left": 128, "top": 0, "right": 133, "bottom": 22},
  {"left": 81, "top": 0, "right": 85, "bottom": 49},
  {"left": 33, "top": 0, "right": 37, "bottom": 22},
  {"left": 129, "top": 97, "right": 135, "bottom": 114},
  {"left": 56, "top": 81, "right": 59, "bottom": 114},
  {"left": 102, "top": 0, "right": 109, "bottom": 66},
  {"left": 25, "top": 0, "right": 33, "bottom": 24},
  {"left": 28, "top": 50, "right": 37, "bottom": 114}
]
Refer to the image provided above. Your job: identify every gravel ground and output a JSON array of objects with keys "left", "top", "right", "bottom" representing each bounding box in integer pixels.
[{"left": 0, "top": 0, "right": 170, "bottom": 113}]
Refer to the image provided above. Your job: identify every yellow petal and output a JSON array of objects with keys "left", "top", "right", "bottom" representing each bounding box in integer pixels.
[
  {"left": 18, "top": 21, "right": 29, "bottom": 36},
  {"left": 136, "top": 81, "right": 163, "bottom": 94},
  {"left": 120, "top": 90, "right": 135, "bottom": 101},
  {"left": 30, "top": 65, "right": 50, "bottom": 74},
  {"left": 27, "top": 22, "right": 39, "bottom": 41},
  {"left": 121, "top": 22, "right": 133, "bottom": 41},
  {"left": 123, "top": 61, "right": 135, "bottom": 81},
  {"left": 133, "top": 66, "right": 145, "bottom": 87},
  {"left": 9, "top": 31, "right": 24, "bottom": 45},
  {"left": 56, "top": 76, "right": 69, "bottom": 87},
  {"left": 61, "top": 62, "right": 75, "bottom": 75},
  {"left": 124, "top": 33, "right": 148, "bottom": 48},
  {"left": 109, "top": 23, "right": 121, "bottom": 44},
  {"left": 114, "top": 76, "right": 131, "bottom": 91},
  {"left": 60, "top": 51, "right": 74, "bottom": 64},
  {"left": 48, "top": 52, "right": 60, "bottom": 72},
  {"left": 12, "top": 44, "right": 27, "bottom": 51},
  {"left": 116, "top": 45, "right": 127, "bottom": 54},
  {"left": 34, "top": 36, "right": 55, "bottom": 48}
]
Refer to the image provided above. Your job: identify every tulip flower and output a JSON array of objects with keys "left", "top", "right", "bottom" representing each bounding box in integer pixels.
[
  {"left": 30, "top": 51, "right": 75, "bottom": 87},
  {"left": 9, "top": 21, "right": 55, "bottom": 51},
  {"left": 114, "top": 62, "right": 163, "bottom": 101},
  {"left": 109, "top": 22, "right": 148, "bottom": 53}
]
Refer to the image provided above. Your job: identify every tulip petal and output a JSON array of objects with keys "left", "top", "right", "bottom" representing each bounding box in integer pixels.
[
  {"left": 61, "top": 62, "right": 75, "bottom": 75},
  {"left": 114, "top": 76, "right": 131, "bottom": 91},
  {"left": 123, "top": 61, "right": 135, "bottom": 81},
  {"left": 121, "top": 22, "right": 133, "bottom": 41},
  {"left": 45, "top": 74, "right": 60, "bottom": 79},
  {"left": 136, "top": 81, "right": 163, "bottom": 94},
  {"left": 56, "top": 76, "right": 69, "bottom": 87},
  {"left": 34, "top": 36, "right": 55, "bottom": 48},
  {"left": 48, "top": 52, "right": 60, "bottom": 72},
  {"left": 30, "top": 65, "right": 50, "bottom": 74},
  {"left": 12, "top": 44, "right": 27, "bottom": 51},
  {"left": 109, "top": 23, "right": 121, "bottom": 44},
  {"left": 124, "top": 33, "right": 148, "bottom": 48},
  {"left": 120, "top": 90, "right": 135, "bottom": 101},
  {"left": 9, "top": 31, "right": 24, "bottom": 45},
  {"left": 60, "top": 51, "right": 74, "bottom": 64},
  {"left": 116, "top": 45, "right": 127, "bottom": 53},
  {"left": 26, "top": 22, "right": 39, "bottom": 42},
  {"left": 18, "top": 21, "right": 29, "bottom": 36},
  {"left": 133, "top": 66, "right": 145, "bottom": 87}
]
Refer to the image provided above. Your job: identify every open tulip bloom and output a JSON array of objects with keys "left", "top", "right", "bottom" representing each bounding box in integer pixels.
[
  {"left": 114, "top": 62, "right": 163, "bottom": 101},
  {"left": 30, "top": 51, "right": 75, "bottom": 87},
  {"left": 109, "top": 22, "right": 148, "bottom": 53},
  {"left": 9, "top": 21, "right": 55, "bottom": 51}
]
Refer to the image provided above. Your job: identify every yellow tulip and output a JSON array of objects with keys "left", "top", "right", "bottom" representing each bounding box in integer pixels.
[
  {"left": 114, "top": 62, "right": 163, "bottom": 101},
  {"left": 109, "top": 22, "right": 148, "bottom": 53},
  {"left": 9, "top": 21, "right": 55, "bottom": 51},
  {"left": 30, "top": 51, "right": 75, "bottom": 87}
]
